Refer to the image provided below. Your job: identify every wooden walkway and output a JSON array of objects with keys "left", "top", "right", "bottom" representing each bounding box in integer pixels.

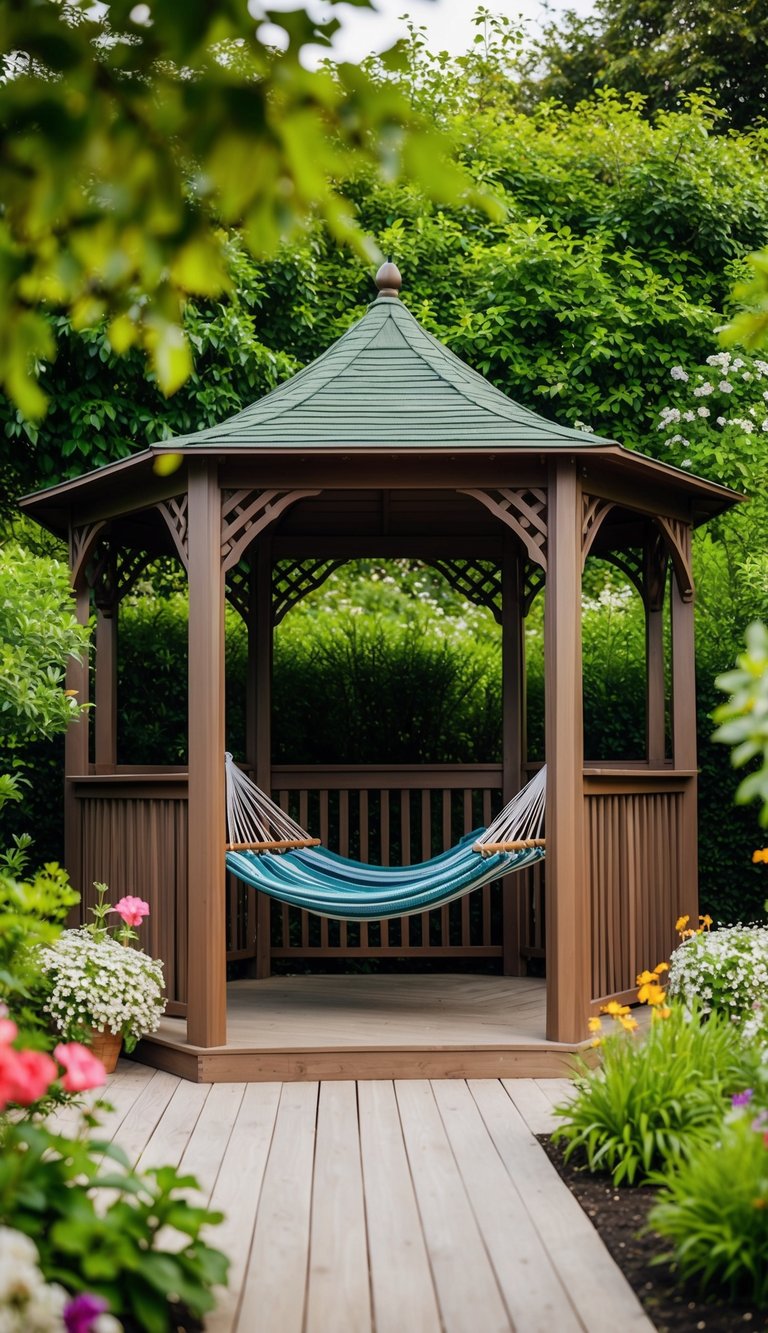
[{"left": 77, "top": 1062, "right": 654, "bottom": 1333}]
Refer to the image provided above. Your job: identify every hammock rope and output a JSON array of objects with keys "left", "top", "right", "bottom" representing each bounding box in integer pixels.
[{"left": 223, "top": 757, "right": 547, "bottom": 923}]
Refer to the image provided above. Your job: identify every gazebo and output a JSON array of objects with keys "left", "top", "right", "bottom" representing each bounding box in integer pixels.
[{"left": 22, "top": 263, "right": 738, "bottom": 1081}]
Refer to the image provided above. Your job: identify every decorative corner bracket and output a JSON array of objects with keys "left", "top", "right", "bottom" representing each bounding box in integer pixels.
[
  {"left": 460, "top": 488, "right": 547, "bottom": 571},
  {"left": 221, "top": 489, "right": 321, "bottom": 574}
]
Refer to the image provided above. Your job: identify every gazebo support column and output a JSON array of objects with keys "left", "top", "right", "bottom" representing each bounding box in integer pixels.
[
  {"left": 253, "top": 540, "right": 273, "bottom": 979},
  {"left": 671, "top": 537, "right": 698, "bottom": 925},
  {"left": 545, "top": 462, "right": 589, "bottom": 1042},
  {"left": 94, "top": 605, "right": 117, "bottom": 769},
  {"left": 64, "top": 578, "right": 91, "bottom": 908},
  {"left": 187, "top": 461, "right": 227, "bottom": 1048},
  {"left": 501, "top": 534, "right": 527, "bottom": 975}
]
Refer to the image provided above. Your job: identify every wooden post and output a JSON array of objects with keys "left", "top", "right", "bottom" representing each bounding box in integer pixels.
[
  {"left": 645, "top": 532, "right": 666, "bottom": 767},
  {"left": 94, "top": 606, "right": 117, "bottom": 769},
  {"left": 501, "top": 534, "right": 527, "bottom": 976},
  {"left": 64, "top": 577, "right": 91, "bottom": 914},
  {"left": 187, "top": 461, "right": 227, "bottom": 1048},
  {"left": 671, "top": 529, "right": 698, "bottom": 925},
  {"left": 253, "top": 540, "right": 273, "bottom": 979},
  {"left": 544, "top": 461, "right": 589, "bottom": 1042}
]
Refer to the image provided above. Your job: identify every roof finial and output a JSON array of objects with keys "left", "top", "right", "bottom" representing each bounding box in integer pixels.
[{"left": 375, "top": 259, "right": 402, "bottom": 299}]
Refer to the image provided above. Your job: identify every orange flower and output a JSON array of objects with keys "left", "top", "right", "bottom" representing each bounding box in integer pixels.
[
  {"left": 698, "top": 914, "right": 713, "bottom": 930},
  {"left": 675, "top": 914, "right": 690, "bottom": 933},
  {"left": 653, "top": 961, "right": 669, "bottom": 975},
  {"left": 638, "top": 981, "right": 667, "bottom": 1006},
  {"left": 619, "top": 1015, "right": 639, "bottom": 1033},
  {"left": 752, "top": 849, "right": 768, "bottom": 865},
  {"left": 636, "top": 969, "right": 657, "bottom": 986},
  {"left": 601, "top": 1000, "right": 631, "bottom": 1017}
]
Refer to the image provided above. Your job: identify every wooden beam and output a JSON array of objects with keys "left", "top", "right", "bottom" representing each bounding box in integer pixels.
[
  {"left": 544, "top": 462, "right": 590, "bottom": 1042},
  {"left": 186, "top": 461, "right": 227, "bottom": 1048}
]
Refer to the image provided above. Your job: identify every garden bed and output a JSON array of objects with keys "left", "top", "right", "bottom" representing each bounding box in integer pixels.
[{"left": 541, "top": 1135, "right": 768, "bottom": 1332}]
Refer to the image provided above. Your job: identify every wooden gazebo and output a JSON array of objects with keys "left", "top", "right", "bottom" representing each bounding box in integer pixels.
[{"left": 22, "top": 264, "right": 738, "bottom": 1081}]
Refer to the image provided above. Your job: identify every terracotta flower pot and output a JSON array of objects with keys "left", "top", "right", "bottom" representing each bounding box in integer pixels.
[{"left": 88, "top": 1028, "right": 123, "bottom": 1073}]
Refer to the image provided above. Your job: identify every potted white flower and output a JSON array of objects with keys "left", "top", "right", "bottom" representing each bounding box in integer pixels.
[{"left": 40, "top": 884, "right": 165, "bottom": 1071}]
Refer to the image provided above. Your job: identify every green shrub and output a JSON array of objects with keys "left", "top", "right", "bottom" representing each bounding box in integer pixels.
[
  {"left": 649, "top": 1095, "right": 768, "bottom": 1305},
  {"left": 553, "top": 1001, "right": 760, "bottom": 1185}
]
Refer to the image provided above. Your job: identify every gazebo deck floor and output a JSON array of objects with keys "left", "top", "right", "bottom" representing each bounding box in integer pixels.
[{"left": 135, "top": 974, "right": 590, "bottom": 1083}]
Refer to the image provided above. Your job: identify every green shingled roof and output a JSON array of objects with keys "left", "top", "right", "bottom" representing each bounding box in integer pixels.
[{"left": 168, "top": 293, "right": 615, "bottom": 451}]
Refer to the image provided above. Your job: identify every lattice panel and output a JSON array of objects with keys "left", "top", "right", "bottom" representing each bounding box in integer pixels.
[
  {"left": 427, "top": 559, "right": 503, "bottom": 624},
  {"left": 523, "top": 561, "right": 546, "bottom": 615},
  {"left": 460, "top": 488, "right": 548, "bottom": 570},
  {"left": 221, "top": 488, "right": 320, "bottom": 574},
  {"left": 225, "top": 561, "right": 252, "bottom": 624},
  {"left": 86, "top": 542, "right": 153, "bottom": 615},
  {"left": 273, "top": 558, "right": 346, "bottom": 626},
  {"left": 156, "top": 496, "right": 189, "bottom": 570}
]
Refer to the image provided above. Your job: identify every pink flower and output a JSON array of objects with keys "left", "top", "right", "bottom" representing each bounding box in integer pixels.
[
  {"left": 55, "top": 1042, "right": 107, "bottom": 1093},
  {"left": 110, "top": 895, "right": 150, "bottom": 928},
  {"left": 0, "top": 1018, "right": 18, "bottom": 1045},
  {"left": 0, "top": 1045, "right": 57, "bottom": 1108}
]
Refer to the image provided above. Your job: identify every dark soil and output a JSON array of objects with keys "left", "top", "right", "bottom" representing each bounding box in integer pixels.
[{"left": 540, "top": 1135, "right": 768, "bottom": 1333}]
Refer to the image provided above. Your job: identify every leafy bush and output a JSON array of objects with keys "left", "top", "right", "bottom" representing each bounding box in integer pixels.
[
  {"left": 554, "top": 1000, "right": 760, "bottom": 1185},
  {"left": 649, "top": 1089, "right": 768, "bottom": 1305},
  {"left": 0, "top": 1118, "right": 228, "bottom": 1333}
]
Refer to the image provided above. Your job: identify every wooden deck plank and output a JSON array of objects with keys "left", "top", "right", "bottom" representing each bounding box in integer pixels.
[
  {"left": 535, "top": 1077, "right": 576, "bottom": 1110},
  {"left": 205, "top": 1083, "right": 282, "bottom": 1333},
  {"left": 92, "top": 1063, "right": 165, "bottom": 1145},
  {"left": 396, "top": 1080, "right": 509, "bottom": 1333},
  {"left": 235, "top": 1082, "right": 319, "bottom": 1333},
  {"left": 358, "top": 1080, "right": 442, "bottom": 1333},
  {"left": 431, "top": 1079, "right": 582, "bottom": 1333},
  {"left": 305, "top": 1082, "right": 372, "bottom": 1333},
  {"left": 469, "top": 1080, "right": 655, "bottom": 1333}
]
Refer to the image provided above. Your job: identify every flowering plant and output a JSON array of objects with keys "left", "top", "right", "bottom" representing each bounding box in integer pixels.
[
  {"left": 39, "top": 884, "right": 165, "bottom": 1052},
  {"left": 667, "top": 922, "right": 768, "bottom": 1038},
  {"left": 0, "top": 1227, "right": 121, "bottom": 1333}
]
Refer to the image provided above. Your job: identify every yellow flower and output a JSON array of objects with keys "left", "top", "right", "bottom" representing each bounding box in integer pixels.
[
  {"left": 587, "top": 1016, "right": 603, "bottom": 1033},
  {"left": 698, "top": 914, "right": 713, "bottom": 930},
  {"left": 590, "top": 1036, "right": 602, "bottom": 1048},
  {"left": 752, "top": 849, "right": 768, "bottom": 865},
  {"left": 653, "top": 961, "right": 669, "bottom": 975},
  {"left": 619, "top": 1015, "right": 639, "bottom": 1032},
  {"left": 652, "top": 1005, "right": 672, "bottom": 1020},
  {"left": 601, "top": 1000, "right": 631, "bottom": 1017},
  {"left": 675, "top": 914, "right": 690, "bottom": 933},
  {"left": 636, "top": 969, "right": 657, "bottom": 986},
  {"left": 638, "top": 982, "right": 667, "bottom": 1006}
]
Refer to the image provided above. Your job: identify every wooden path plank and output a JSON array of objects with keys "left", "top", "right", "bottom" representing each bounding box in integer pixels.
[
  {"left": 306, "top": 1082, "right": 372, "bottom": 1333},
  {"left": 205, "top": 1083, "right": 282, "bottom": 1333},
  {"left": 432, "top": 1079, "right": 581, "bottom": 1333},
  {"left": 470, "top": 1080, "right": 655, "bottom": 1333},
  {"left": 396, "top": 1080, "right": 510, "bottom": 1333},
  {"left": 137, "top": 1079, "right": 211, "bottom": 1171},
  {"left": 235, "top": 1082, "right": 318, "bottom": 1333},
  {"left": 501, "top": 1078, "right": 562, "bottom": 1136},
  {"left": 178, "top": 1083, "right": 246, "bottom": 1202},
  {"left": 358, "top": 1080, "right": 442, "bottom": 1333},
  {"left": 107, "top": 1070, "right": 181, "bottom": 1166}
]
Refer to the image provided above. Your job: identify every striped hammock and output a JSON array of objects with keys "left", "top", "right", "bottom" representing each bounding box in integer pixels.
[{"left": 224, "top": 756, "right": 546, "bottom": 922}]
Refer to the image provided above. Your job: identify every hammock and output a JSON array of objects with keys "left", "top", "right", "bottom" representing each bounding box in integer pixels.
[{"left": 224, "top": 755, "right": 546, "bottom": 922}]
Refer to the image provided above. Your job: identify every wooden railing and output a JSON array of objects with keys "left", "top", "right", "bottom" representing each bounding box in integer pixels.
[{"left": 268, "top": 764, "right": 517, "bottom": 963}]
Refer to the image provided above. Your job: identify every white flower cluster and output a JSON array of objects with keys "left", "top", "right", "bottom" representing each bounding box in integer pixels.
[
  {"left": 0, "top": 1228, "right": 66, "bottom": 1333},
  {"left": 668, "top": 924, "right": 768, "bottom": 1034},
  {"left": 657, "top": 350, "right": 768, "bottom": 448},
  {"left": 40, "top": 929, "right": 165, "bottom": 1050}
]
